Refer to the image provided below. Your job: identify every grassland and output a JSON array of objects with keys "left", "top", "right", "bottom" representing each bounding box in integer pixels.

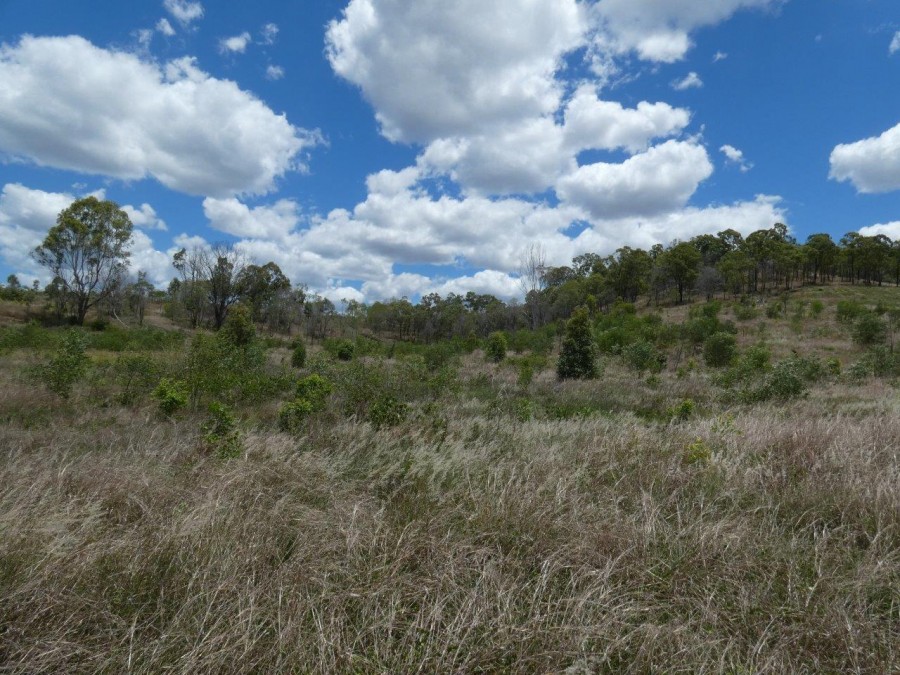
[{"left": 0, "top": 285, "right": 898, "bottom": 673}]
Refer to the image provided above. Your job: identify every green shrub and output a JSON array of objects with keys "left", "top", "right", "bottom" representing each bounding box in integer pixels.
[
  {"left": 703, "top": 331, "right": 737, "bottom": 368},
  {"left": 369, "top": 394, "right": 407, "bottom": 430},
  {"left": 622, "top": 339, "right": 665, "bottom": 374},
  {"left": 424, "top": 342, "right": 457, "bottom": 372},
  {"left": 42, "top": 330, "right": 89, "bottom": 398},
  {"left": 852, "top": 312, "right": 887, "bottom": 346},
  {"left": 295, "top": 374, "right": 333, "bottom": 411},
  {"left": 112, "top": 354, "right": 159, "bottom": 405},
  {"left": 836, "top": 300, "right": 864, "bottom": 323},
  {"left": 202, "top": 402, "right": 242, "bottom": 459},
  {"left": 669, "top": 398, "right": 695, "bottom": 422},
  {"left": 810, "top": 300, "right": 824, "bottom": 318},
  {"left": 485, "top": 332, "right": 508, "bottom": 363},
  {"left": 732, "top": 303, "right": 758, "bottom": 321},
  {"left": 218, "top": 304, "right": 256, "bottom": 348},
  {"left": 291, "top": 340, "right": 307, "bottom": 368},
  {"left": 683, "top": 438, "right": 712, "bottom": 465},
  {"left": 323, "top": 338, "right": 355, "bottom": 361},
  {"left": 278, "top": 398, "right": 315, "bottom": 434},
  {"left": 765, "top": 302, "right": 783, "bottom": 319},
  {"left": 152, "top": 378, "right": 189, "bottom": 416},
  {"left": 557, "top": 307, "right": 597, "bottom": 379}
]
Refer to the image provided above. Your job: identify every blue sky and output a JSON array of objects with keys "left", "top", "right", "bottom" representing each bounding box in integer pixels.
[{"left": 1, "top": 0, "right": 898, "bottom": 302}]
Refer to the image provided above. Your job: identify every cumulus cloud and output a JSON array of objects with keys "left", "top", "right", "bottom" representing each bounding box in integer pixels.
[
  {"left": 890, "top": 32, "right": 900, "bottom": 55},
  {"left": 556, "top": 140, "right": 714, "bottom": 219},
  {"left": 265, "top": 65, "right": 285, "bottom": 80},
  {"left": 671, "top": 72, "right": 703, "bottom": 90},
  {"left": 720, "top": 144, "right": 752, "bottom": 171},
  {"left": 122, "top": 203, "right": 168, "bottom": 231},
  {"left": 326, "top": 0, "right": 585, "bottom": 143},
  {"left": 562, "top": 85, "right": 691, "bottom": 154},
  {"left": 219, "top": 32, "right": 252, "bottom": 54},
  {"left": 589, "top": 0, "right": 782, "bottom": 63},
  {"left": 859, "top": 221, "right": 900, "bottom": 239},
  {"left": 0, "top": 36, "right": 321, "bottom": 197},
  {"left": 163, "top": 0, "right": 204, "bottom": 27},
  {"left": 203, "top": 197, "right": 301, "bottom": 240},
  {"left": 830, "top": 122, "right": 900, "bottom": 193}
]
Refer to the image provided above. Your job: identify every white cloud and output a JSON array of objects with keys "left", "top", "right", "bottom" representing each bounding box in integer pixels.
[
  {"left": 671, "top": 72, "right": 703, "bottom": 90},
  {"left": 163, "top": 0, "right": 204, "bottom": 27},
  {"left": 829, "top": 122, "right": 900, "bottom": 193},
  {"left": 203, "top": 197, "right": 301, "bottom": 240},
  {"left": 325, "top": 0, "right": 586, "bottom": 143},
  {"left": 122, "top": 203, "right": 168, "bottom": 231},
  {"left": 720, "top": 144, "right": 752, "bottom": 172},
  {"left": 0, "top": 36, "right": 321, "bottom": 197},
  {"left": 156, "top": 18, "right": 176, "bottom": 36},
  {"left": 265, "top": 65, "right": 285, "bottom": 80},
  {"left": 556, "top": 140, "right": 714, "bottom": 219},
  {"left": 562, "top": 85, "right": 691, "bottom": 154},
  {"left": 859, "top": 221, "right": 900, "bottom": 239},
  {"left": 260, "top": 23, "right": 279, "bottom": 45},
  {"left": 589, "top": 0, "right": 782, "bottom": 63},
  {"left": 219, "top": 32, "right": 252, "bottom": 54},
  {"left": 713, "top": 51, "right": 728, "bottom": 62},
  {"left": 890, "top": 31, "right": 900, "bottom": 55}
]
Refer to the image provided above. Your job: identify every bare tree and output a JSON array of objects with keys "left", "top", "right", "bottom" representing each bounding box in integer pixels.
[
  {"left": 518, "top": 243, "right": 547, "bottom": 330},
  {"left": 204, "top": 244, "right": 247, "bottom": 330}
]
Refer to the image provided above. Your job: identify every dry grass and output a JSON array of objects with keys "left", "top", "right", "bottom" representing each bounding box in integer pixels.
[
  {"left": 0, "top": 384, "right": 897, "bottom": 672},
  {"left": 0, "top": 287, "right": 898, "bottom": 673}
]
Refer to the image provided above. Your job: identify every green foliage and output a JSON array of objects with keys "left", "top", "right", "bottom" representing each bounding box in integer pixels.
[
  {"left": 852, "top": 312, "right": 887, "bottom": 346},
  {"left": 0, "top": 321, "right": 57, "bottom": 352},
  {"left": 848, "top": 346, "right": 899, "bottom": 380},
  {"left": 703, "top": 331, "right": 737, "bottom": 368},
  {"left": 811, "top": 299, "right": 825, "bottom": 317},
  {"left": 424, "top": 342, "right": 458, "bottom": 372},
  {"left": 218, "top": 304, "right": 256, "bottom": 348},
  {"left": 689, "top": 301, "right": 722, "bottom": 319},
  {"left": 291, "top": 340, "right": 307, "bottom": 368},
  {"left": 683, "top": 438, "right": 712, "bottom": 465},
  {"left": 278, "top": 398, "right": 315, "bottom": 433},
  {"left": 765, "top": 302, "right": 783, "bottom": 319},
  {"left": 323, "top": 338, "right": 355, "bottom": 361},
  {"left": 32, "top": 196, "right": 133, "bottom": 325},
  {"left": 557, "top": 307, "right": 597, "bottom": 380},
  {"left": 42, "top": 330, "right": 89, "bottom": 398},
  {"left": 152, "top": 378, "right": 189, "bottom": 416},
  {"left": 182, "top": 330, "right": 266, "bottom": 406},
  {"left": 112, "top": 354, "right": 160, "bottom": 405},
  {"left": 622, "top": 339, "right": 665, "bottom": 374},
  {"left": 295, "top": 374, "right": 333, "bottom": 411},
  {"left": 732, "top": 302, "right": 758, "bottom": 321},
  {"left": 368, "top": 394, "right": 407, "bottom": 430},
  {"left": 669, "top": 398, "right": 695, "bottom": 422},
  {"left": 836, "top": 300, "right": 864, "bottom": 323},
  {"left": 485, "top": 331, "right": 508, "bottom": 363},
  {"left": 202, "top": 402, "right": 242, "bottom": 459}
]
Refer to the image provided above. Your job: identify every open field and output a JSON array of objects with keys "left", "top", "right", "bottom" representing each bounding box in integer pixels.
[{"left": 0, "top": 285, "right": 898, "bottom": 673}]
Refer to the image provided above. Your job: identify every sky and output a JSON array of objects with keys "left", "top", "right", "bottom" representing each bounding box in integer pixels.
[{"left": 0, "top": 0, "right": 899, "bottom": 304}]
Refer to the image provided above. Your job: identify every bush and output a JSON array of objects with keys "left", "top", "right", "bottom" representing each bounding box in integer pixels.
[
  {"left": 152, "top": 378, "right": 189, "bottom": 416},
  {"left": 295, "top": 374, "right": 333, "bottom": 411},
  {"left": 291, "top": 340, "right": 307, "bottom": 368},
  {"left": 622, "top": 340, "right": 665, "bottom": 374},
  {"left": 557, "top": 307, "right": 597, "bottom": 380},
  {"left": 669, "top": 398, "right": 695, "bottom": 422},
  {"left": 324, "top": 338, "right": 355, "bottom": 361},
  {"left": 369, "top": 394, "right": 407, "bottom": 430},
  {"left": 732, "top": 303, "right": 757, "bottom": 321},
  {"left": 836, "top": 300, "right": 864, "bottom": 323},
  {"left": 703, "top": 332, "right": 737, "bottom": 368},
  {"left": 810, "top": 300, "right": 824, "bottom": 318},
  {"left": 765, "top": 302, "right": 782, "bottom": 319},
  {"left": 202, "top": 402, "right": 242, "bottom": 459},
  {"left": 42, "top": 330, "right": 89, "bottom": 398},
  {"left": 278, "top": 398, "right": 315, "bottom": 433},
  {"left": 485, "top": 332, "right": 508, "bottom": 363},
  {"left": 852, "top": 312, "right": 886, "bottom": 347},
  {"left": 112, "top": 354, "right": 159, "bottom": 405},
  {"left": 218, "top": 304, "right": 256, "bottom": 349}
]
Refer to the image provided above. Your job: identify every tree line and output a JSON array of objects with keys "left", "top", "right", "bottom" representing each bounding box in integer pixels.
[{"left": 11, "top": 196, "right": 900, "bottom": 340}]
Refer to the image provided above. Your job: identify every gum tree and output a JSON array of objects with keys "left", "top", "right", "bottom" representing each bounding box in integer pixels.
[{"left": 33, "top": 197, "right": 133, "bottom": 325}]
